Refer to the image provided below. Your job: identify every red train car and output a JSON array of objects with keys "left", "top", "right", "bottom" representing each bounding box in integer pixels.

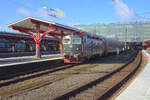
[{"left": 143, "top": 40, "right": 150, "bottom": 51}]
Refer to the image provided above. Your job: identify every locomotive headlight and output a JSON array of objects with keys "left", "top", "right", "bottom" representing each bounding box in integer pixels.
[
  {"left": 76, "top": 48, "right": 79, "bottom": 50},
  {"left": 70, "top": 52, "right": 72, "bottom": 56},
  {"left": 74, "top": 54, "right": 79, "bottom": 57},
  {"left": 63, "top": 53, "right": 66, "bottom": 55}
]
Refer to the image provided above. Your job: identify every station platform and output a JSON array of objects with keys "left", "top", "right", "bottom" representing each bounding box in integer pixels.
[
  {"left": 0, "top": 54, "right": 63, "bottom": 67},
  {"left": 116, "top": 50, "right": 150, "bottom": 100},
  {"left": 0, "top": 51, "right": 60, "bottom": 58}
]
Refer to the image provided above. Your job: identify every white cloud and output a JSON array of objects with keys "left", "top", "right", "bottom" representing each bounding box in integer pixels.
[
  {"left": 17, "top": 8, "right": 32, "bottom": 16},
  {"left": 113, "top": 0, "right": 136, "bottom": 20},
  {"left": 67, "top": 22, "right": 80, "bottom": 26},
  {"left": 17, "top": 7, "right": 67, "bottom": 20}
]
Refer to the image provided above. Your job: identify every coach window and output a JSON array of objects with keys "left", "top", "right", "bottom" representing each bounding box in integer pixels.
[
  {"left": 72, "top": 38, "right": 81, "bottom": 44},
  {"left": 84, "top": 36, "right": 87, "bottom": 43},
  {"left": 84, "top": 38, "right": 86, "bottom": 43}
]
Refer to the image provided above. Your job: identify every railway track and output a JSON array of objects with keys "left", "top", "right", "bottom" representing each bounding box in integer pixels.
[
  {"left": 0, "top": 59, "right": 63, "bottom": 80},
  {"left": 0, "top": 60, "right": 77, "bottom": 98},
  {"left": 54, "top": 51, "right": 142, "bottom": 100},
  {"left": 0, "top": 59, "right": 66, "bottom": 86},
  {"left": 0, "top": 56, "right": 111, "bottom": 99},
  {"left": 0, "top": 50, "right": 138, "bottom": 100}
]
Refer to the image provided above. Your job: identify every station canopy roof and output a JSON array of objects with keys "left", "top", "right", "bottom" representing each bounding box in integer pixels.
[
  {"left": 7, "top": 17, "right": 89, "bottom": 36},
  {"left": 7, "top": 17, "right": 101, "bottom": 39}
]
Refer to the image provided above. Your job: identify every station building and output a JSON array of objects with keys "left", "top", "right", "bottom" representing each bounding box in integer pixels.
[{"left": 73, "top": 21, "right": 150, "bottom": 42}]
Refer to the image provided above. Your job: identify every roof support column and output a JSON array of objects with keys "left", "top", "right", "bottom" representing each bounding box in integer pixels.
[
  {"left": 12, "top": 42, "right": 16, "bottom": 52},
  {"left": 34, "top": 24, "right": 41, "bottom": 58},
  {"left": 11, "top": 40, "right": 17, "bottom": 52},
  {"left": 59, "top": 31, "right": 64, "bottom": 55},
  {"left": 29, "top": 43, "right": 33, "bottom": 52},
  {"left": 35, "top": 34, "right": 41, "bottom": 58},
  {"left": 43, "top": 41, "right": 47, "bottom": 51}
]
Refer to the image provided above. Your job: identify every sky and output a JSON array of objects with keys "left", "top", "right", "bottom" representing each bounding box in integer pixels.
[{"left": 0, "top": 0, "right": 150, "bottom": 31}]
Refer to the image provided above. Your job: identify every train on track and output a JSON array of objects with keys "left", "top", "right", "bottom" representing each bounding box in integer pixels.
[
  {"left": 0, "top": 39, "right": 59, "bottom": 52},
  {"left": 62, "top": 33, "right": 125, "bottom": 63}
]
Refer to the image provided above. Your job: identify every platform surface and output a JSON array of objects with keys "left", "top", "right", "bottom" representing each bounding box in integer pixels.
[
  {"left": 116, "top": 50, "right": 150, "bottom": 100},
  {"left": 0, "top": 54, "right": 63, "bottom": 67},
  {"left": 0, "top": 51, "right": 59, "bottom": 58}
]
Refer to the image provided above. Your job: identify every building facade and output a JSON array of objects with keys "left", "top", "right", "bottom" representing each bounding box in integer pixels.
[{"left": 73, "top": 21, "right": 150, "bottom": 42}]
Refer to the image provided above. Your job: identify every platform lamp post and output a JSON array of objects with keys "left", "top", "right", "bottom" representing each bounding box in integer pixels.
[
  {"left": 95, "top": 25, "right": 97, "bottom": 35},
  {"left": 125, "top": 27, "right": 127, "bottom": 50},
  {"left": 134, "top": 22, "right": 137, "bottom": 43}
]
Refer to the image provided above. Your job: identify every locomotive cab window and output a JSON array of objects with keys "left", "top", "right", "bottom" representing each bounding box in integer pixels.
[
  {"left": 72, "top": 38, "right": 81, "bottom": 44},
  {"left": 63, "top": 38, "right": 71, "bottom": 44}
]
